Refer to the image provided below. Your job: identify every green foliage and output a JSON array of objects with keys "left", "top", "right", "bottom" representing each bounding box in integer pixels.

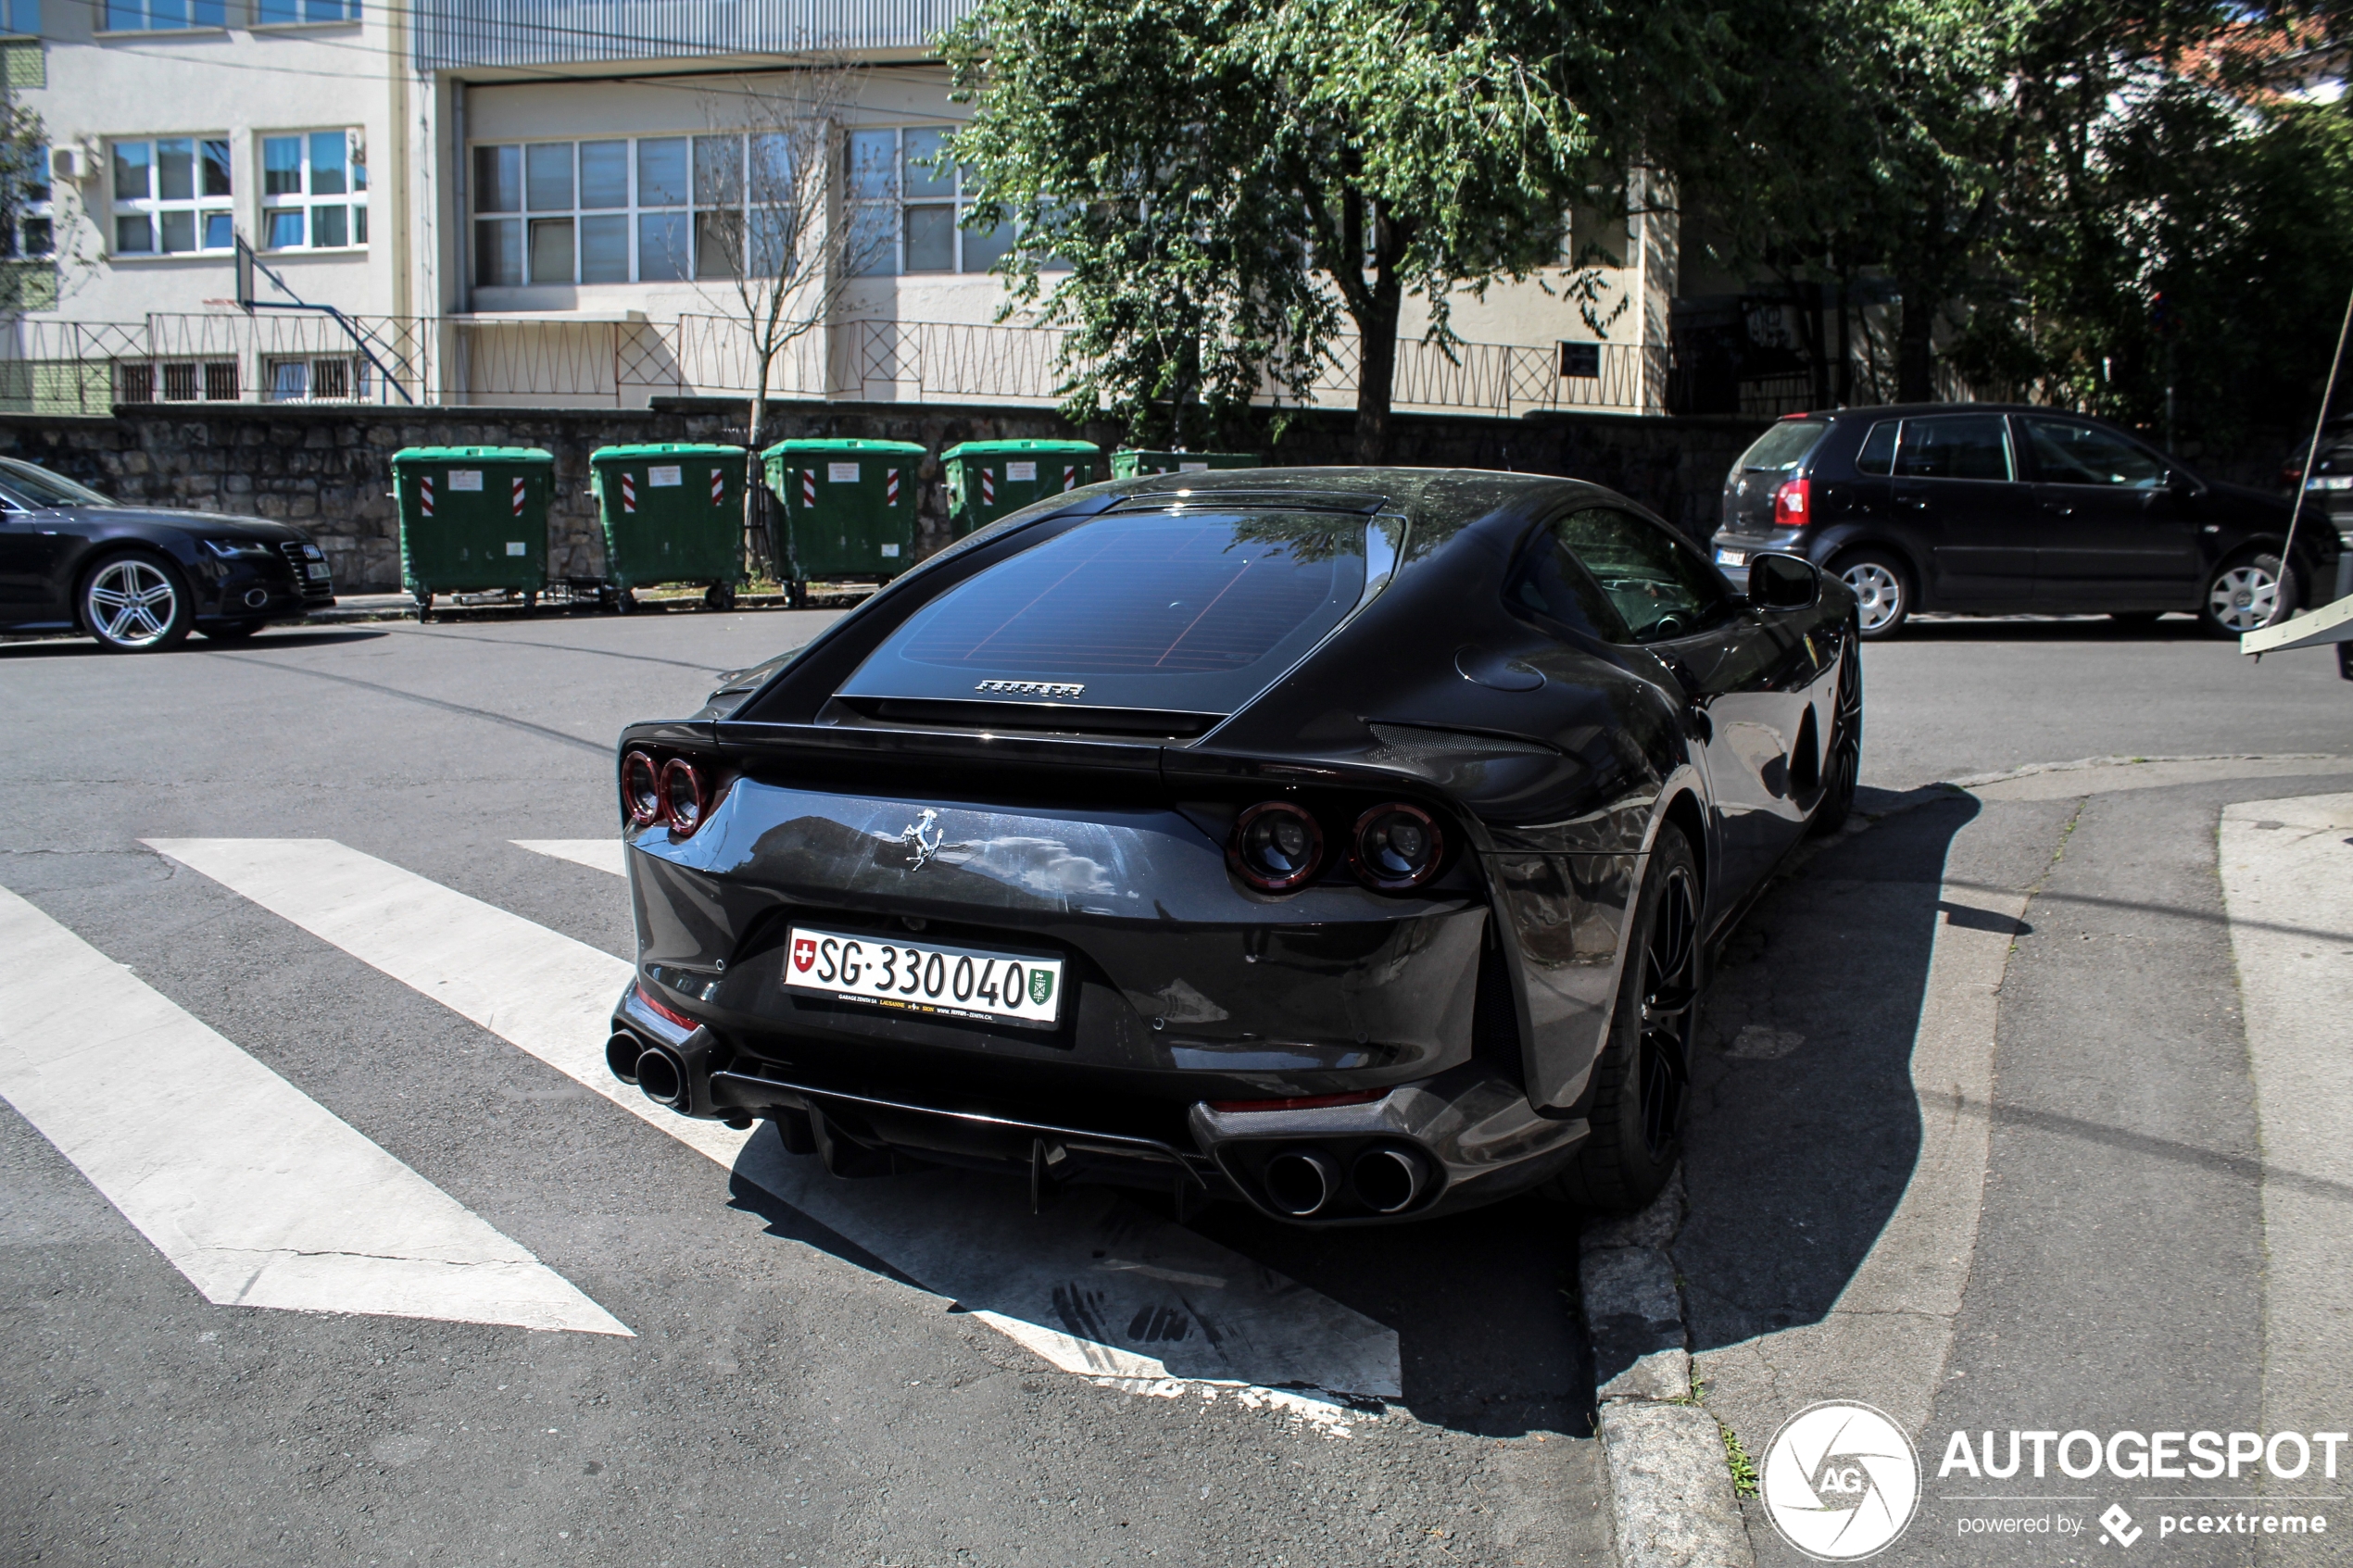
[{"left": 944, "top": 0, "right": 1637, "bottom": 457}]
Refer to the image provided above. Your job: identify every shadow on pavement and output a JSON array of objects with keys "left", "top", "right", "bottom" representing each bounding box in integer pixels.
[
  {"left": 1672, "top": 789, "right": 1982, "bottom": 1354},
  {"left": 0, "top": 628, "right": 391, "bottom": 658},
  {"left": 1898, "top": 613, "right": 2213, "bottom": 642}
]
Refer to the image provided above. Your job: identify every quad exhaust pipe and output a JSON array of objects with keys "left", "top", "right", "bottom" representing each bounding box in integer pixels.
[
  {"left": 606, "top": 1028, "right": 687, "bottom": 1108},
  {"left": 1259, "top": 1142, "right": 1430, "bottom": 1218}
]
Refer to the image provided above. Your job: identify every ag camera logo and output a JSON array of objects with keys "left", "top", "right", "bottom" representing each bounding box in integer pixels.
[{"left": 1763, "top": 1401, "right": 1922, "bottom": 1561}]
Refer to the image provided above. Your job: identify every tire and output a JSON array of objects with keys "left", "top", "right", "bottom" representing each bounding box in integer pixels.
[
  {"left": 615, "top": 588, "right": 639, "bottom": 616},
  {"left": 80, "top": 551, "right": 192, "bottom": 653},
  {"left": 1831, "top": 549, "right": 1911, "bottom": 639},
  {"left": 703, "top": 581, "right": 737, "bottom": 611},
  {"left": 1807, "top": 633, "right": 1863, "bottom": 837},
  {"left": 522, "top": 589, "right": 539, "bottom": 613},
  {"left": 414, "top": 592, "right": 434, "bottom": 624},
  {"left": 196, "top": 619, "right": 265, "bottom": 640},
  {"left": 1544, "top": 823, "right": 1702, "bottom": 1213},
  {"left": 2200, "top": 551, "right": 2294, "bottom": 639}
]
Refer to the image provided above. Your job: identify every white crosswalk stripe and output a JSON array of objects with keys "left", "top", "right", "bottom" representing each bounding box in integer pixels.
[
  {"left": 0, "top": 884, "right": 630, "bottom": 1336},
  {"left": 153, "top": 837, "right": 1403, "bottom": 1406}
]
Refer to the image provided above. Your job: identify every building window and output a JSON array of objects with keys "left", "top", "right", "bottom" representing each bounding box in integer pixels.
[
  {"left": 110, "top": 136, "right": 233, "bottom": 257},
  {"left": 257, "top": 0, "right": 359, "bottom": 22},
  {"left": 2, "top": 1, "right": 41, "bottom": 35},
  {"left": 2, "top": 140, "right": 49, "bottom": 257},
  {"left": 102, "top": 0, "right": 223, "bottom": 30},
  {"left": 470, "top": 133, "right": 788, "bottom": 288},
  {"left": 845, "top": 126, "right": 1013, "bottom": 278},
  {"left": 116, "top": 359, "right": 236, "bottom": 402},
  {"left": 267, "top": 356, "right": 366, "bottom": 401},
  {"left": 261, "top": 131, "right": 366, "bottom": 251}
]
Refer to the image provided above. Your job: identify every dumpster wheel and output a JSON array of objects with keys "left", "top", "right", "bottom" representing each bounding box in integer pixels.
[
  {"left": 787, "top": 579, "right": 808, "bottom": 608},
  {"left": 615, "top": 588, "right": 639, "bottom": 616},
  {"left": 522, "top": 589, "right": 538, "bottom": 614},
  {"left": 413, "top": 592, "right": 433, "bottom": 624},
  {"left": 704, "top": 582, "right": 737, "bottom": 612}
]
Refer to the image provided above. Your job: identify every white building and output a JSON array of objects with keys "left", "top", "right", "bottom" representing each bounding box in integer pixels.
[{"left": 8, "top": 0, "right": 1677, "bottom": 417}]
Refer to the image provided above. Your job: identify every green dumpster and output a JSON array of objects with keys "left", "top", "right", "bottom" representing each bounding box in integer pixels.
[
  {"left": 942, "top": 439, "right": 1104, "bottom": 536},
  {"left": 1109, "top": 449, "right": 1262, "bottom": 479},
  {"left": 390, "top": 445, "right": 555, "bottom": 621},
  {"left": 587, "top": 443, "right": 748, "bottom": 613},
  {"left": 761, "top": 438, "right": 927, "bottom": 606}
]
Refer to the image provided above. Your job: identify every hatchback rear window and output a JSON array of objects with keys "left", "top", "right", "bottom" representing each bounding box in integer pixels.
[
  {"left": 840, "top": 509, "right": 1375, "bottom": 715},
  {"left": 1734, "top": 419, "right": 1828, "bottom": 474}
]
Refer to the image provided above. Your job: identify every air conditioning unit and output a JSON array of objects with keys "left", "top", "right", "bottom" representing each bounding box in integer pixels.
[{"left": 50, "top": 145, "right": 85, "bottom": 182}]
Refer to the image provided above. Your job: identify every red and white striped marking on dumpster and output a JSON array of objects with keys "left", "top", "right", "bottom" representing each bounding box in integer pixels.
[
  {"left": 801, "top": 469, "right": 816, "bottom": 508},
  {"left": 885, "top": 470, "right": 899, "bottom": 506},
  {"left": 620, "top": 471, "right": 636, "bottom": 513},
  {"left": 420, "top": 476, "right": 434, "bottom": 518},
  {"left": 511, "top": 477, "right": 527, "bottom": 517},
  {"left": 711, "top": 469, "right": 724, "bottom": 507},
  {"left": 980, "top": 469, "right": 995, "bottom": 506},
  {"left": 1063, "top": 465, "right": 1076, "bottom": 491}
]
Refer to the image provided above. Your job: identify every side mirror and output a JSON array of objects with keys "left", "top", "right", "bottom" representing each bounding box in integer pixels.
[
  {"left": 1749, "top": 550, "right": 1821, "bottom": 610},
  {"left": 2168, "top": 470, "right": 2202, "bottom": 496}
]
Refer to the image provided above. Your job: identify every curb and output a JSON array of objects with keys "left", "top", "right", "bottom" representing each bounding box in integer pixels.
[{"left": 1581, "top": 1168, "right": 1756, "bottom": 1568}]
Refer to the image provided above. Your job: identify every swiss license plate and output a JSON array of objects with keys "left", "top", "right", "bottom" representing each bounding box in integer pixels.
[
  {"left": 307, "top": 563, "right": 333, "bottom": 581},
  {"left": 783, "top": 926, "right": 1063, "bottom": 1027},
  {"left": 1715, "top": 548, "right": 1748, "bottom": 568}
]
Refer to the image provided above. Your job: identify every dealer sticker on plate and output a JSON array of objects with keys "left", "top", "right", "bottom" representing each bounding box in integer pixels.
[
  {"left": 784, "top": 926, "right": 1063, "bottom": 1027},
  {"left": 1716, "top": 547, "right": 1748, "bottom": 568}
]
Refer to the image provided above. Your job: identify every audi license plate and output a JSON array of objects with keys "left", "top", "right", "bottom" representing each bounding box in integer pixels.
[
  {"left": 784, "top": 926, "right": 1063, "bottom": 1027},
  {"left": 1715, "top": 547, "right": 1748, "bottom": 568},
  {"left": 307, "top": 563, "right": 333, "bottom": 581}
]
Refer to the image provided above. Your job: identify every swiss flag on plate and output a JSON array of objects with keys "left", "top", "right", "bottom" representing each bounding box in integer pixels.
[{"left": 791, "top": 937, "right": 816, "bottom": 973}]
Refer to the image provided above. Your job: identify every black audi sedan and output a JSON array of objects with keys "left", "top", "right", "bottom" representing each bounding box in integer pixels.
[
  {"left": 1708, "top": 404, "right": 2337, "bottom": 638},
  {"left": 0, "top": 457, "right": 334, "bottom": 651},
  {"left": 605, "top": 468, "right": 1862, "bottom": 1223}
]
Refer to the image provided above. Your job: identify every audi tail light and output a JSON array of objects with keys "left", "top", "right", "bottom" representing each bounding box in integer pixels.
[
  {"left": 621, "top": 750, "right": 662, "bottom": 828},
  {"left": 1773, "top": 477, "right": 1812, "bottom": 527},
  {"left": 1229, "top": 801, "right": 1323, "bottom": 893},
  {"left": 1350, "top": 803, "right": 1443, "bottom": 890}
]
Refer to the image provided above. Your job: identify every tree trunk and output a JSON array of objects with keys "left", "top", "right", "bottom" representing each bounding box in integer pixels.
[
  {"left": 743, "top": 385, "right": 771, "bottom": 580},
  {"left": 1352, "top": 271, "right": 1403, "bottom": 465},
  {"left": 1896, "top": 285, "right": 1937, "bottom": 403}
]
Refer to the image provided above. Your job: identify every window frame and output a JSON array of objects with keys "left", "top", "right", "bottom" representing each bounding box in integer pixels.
[
  {"left": 107, "top": 134, "right": 234, "bottom": 259},
  {"left": 252, "top": 0, "right": 361, "bottom": 26},
  {"left": 1542, "top": 505, "right": 1739, "bottom": 646},
  {"left": 98, "top": 0, "right": 224, "bottom": 31},
  {"left": 2017, "top": 416, "right": 2172, "bottom": 491},
  {"left": 258, "top": 128, "right": 368, "bottom": 254},
  {"left": 3, "top": 139, "right": 51, "bottom": 258},
  {"left": 845, "top": 124, "right": 1016, "bottom": 279},
  {"left": 1883, "top": 413, "right": 2019, "bottom": 484}
]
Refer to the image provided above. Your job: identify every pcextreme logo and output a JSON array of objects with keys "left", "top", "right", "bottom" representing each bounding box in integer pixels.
[{"left": 1763, "top": 1401, "right": 1923, "bottom": 1562}]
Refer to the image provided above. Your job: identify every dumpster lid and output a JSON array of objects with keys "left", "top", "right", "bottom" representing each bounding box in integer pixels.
[
  {"left": 392, "top": 445, "right": 555, "bottom": 465},
  {"left": 761, "top": 438, "right": 927, "bottom": 458},
  {"left": 940, "top": 439, "right": 1102, "bottom": 460},
  {"left": 590, "top": 444, "right": 745, "bottom": 461}
]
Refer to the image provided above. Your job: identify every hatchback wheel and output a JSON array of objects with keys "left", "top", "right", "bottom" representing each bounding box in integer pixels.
[
  {"left": 1544, "top": 823, "right": 1701, "bottom": 1213},
  {"left": 2200, "top": 553, "right": 2293, "bottom": 638},
  {"left": 1833, "top": 550, "right": 1911, "bottom": 638},
  {"left": 82, "top": 552, "right": 191, "bottom": 653}
]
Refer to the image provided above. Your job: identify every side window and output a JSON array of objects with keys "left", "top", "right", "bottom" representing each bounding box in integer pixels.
[
  {"left": 1554, "top": 507, "right": 1734, "bottom": 645},
  {"left": 2021, "top": 418, "right": 2167, "bottom": 489},
  {"left": 1855, "top": 420, "right": 1897, "bottom": 475},
  {"left": 1509, "top": 526, "right": 1630, "bottom": 643},
  {"left": 1894, "top": 414, "right": 2012, "bottom": 481}
]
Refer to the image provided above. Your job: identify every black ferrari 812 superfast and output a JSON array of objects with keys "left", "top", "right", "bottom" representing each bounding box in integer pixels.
[{"left": 607, "top": 468, "right": 1860, "bottom": 1223}]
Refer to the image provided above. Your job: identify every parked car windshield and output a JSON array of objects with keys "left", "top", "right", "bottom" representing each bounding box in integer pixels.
[
  {"left": 1733, "top": 419, "right": 1829, "bottom": 475},
  {"left": 0, "top": 458, "right": 116, "bottom": 509},
  {"left": 840, "top": 508, "right": 1374, "bottom": 714}
]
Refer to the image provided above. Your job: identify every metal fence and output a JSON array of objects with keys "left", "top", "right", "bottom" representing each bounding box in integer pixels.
[{"left": 0, "top": 312, "right": 1670, "bottom": 419}]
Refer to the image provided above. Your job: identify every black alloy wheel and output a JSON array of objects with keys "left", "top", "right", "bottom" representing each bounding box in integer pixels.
[
  {"left": 1545, "top": 823, "right": 1703, "bottom": 1213},
  {"left": 1807, "top": 633, "right": 1863, "bottom": 837}
]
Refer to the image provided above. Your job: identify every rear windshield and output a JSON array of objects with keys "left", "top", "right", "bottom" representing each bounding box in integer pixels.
[
  {"left": 1734, "top": 419, "right": 1829, "bottom": 475},
  {"left": 839, "top": 509, "right": 1372, "bottom": 715}
]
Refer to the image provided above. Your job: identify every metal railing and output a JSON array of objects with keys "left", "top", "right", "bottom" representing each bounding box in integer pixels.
[{"left": 0, "top": 311, "right": 1669, "bottom": 419}]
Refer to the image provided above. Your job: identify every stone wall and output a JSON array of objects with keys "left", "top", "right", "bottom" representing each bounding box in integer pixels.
[{"left": 0, "top": 400, "right": 1768, "bottom": 593}]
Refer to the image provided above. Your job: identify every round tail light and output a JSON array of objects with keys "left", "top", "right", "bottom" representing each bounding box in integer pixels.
[
  {"left": 621, "top": 750, "right": 663, "bottom": 828},
  {"left": 1230, "top": 801, "right": 1323, "bottom": 892},
  {"left": 1352, "top": 803, "right": 1442, "bottom": 890},
  {"left": 659, "top": 759, "right": 708, "bottom": 834}
]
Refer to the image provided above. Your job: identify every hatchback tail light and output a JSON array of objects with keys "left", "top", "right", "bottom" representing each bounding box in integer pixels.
[
  {"left": 1229, "top": 801, "right": 1323, "bottom": 893},
  {"left": 1773, "top": 477, "right": 1812, "bottom": 527}
]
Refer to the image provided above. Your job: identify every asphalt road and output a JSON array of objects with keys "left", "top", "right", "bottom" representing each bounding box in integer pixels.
[{"left": 2, "top": 603, "right": 2347, "bottom": 1568}]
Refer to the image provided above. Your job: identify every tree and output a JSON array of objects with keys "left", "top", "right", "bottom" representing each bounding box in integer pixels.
[
  {"left": 945, "top": 0, "right": 1643, "bottom": 460},
  {"left": 690, "top": 64, "right": 890, "bottom": 571}
]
